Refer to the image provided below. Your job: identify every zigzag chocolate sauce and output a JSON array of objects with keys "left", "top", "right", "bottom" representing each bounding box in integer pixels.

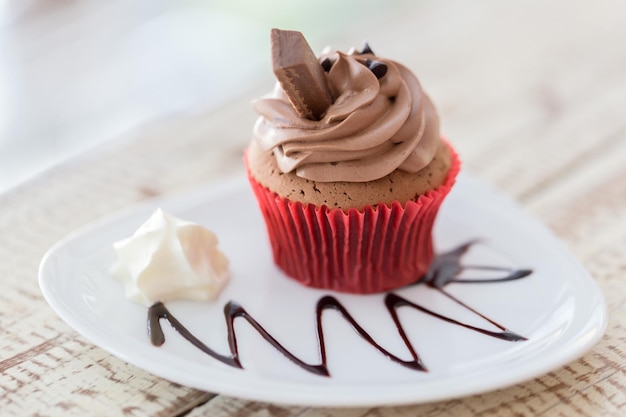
[{"left": 147, "top": 241, "right": 532, "bottom": 376}]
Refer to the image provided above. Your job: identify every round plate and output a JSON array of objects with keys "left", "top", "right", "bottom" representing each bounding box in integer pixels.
[{"left": 39, "top": 173, "right": 607, "bottom": 407}]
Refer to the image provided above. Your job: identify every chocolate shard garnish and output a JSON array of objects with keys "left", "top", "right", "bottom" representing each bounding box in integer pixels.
[
  {"left": 365, "top": 58, "right": 388, "bottom": 79},
  {"left": 271, "top": 28, "right": 332, "bottom": 120},
  {"left": 360, "top": 42, "right": 374, "bottom": 55}
]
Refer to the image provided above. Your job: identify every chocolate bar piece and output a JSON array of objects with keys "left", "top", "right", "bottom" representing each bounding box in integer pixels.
[{"left": 271, "top": 28, "right": 332, "bottom": 120}]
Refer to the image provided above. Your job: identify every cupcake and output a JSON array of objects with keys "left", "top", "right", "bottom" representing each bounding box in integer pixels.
[{"left": 245, "top": 29, "right": 460, "bottom": 294}]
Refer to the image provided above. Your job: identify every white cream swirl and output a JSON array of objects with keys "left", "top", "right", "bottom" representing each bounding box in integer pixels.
[{"left": 111, "top": 209, "right": 229, "bottom": 306}]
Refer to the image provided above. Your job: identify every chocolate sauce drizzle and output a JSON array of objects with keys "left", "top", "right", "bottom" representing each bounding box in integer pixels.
[{"left": 148, "top": 241, "right": 532, "bottom": 377}]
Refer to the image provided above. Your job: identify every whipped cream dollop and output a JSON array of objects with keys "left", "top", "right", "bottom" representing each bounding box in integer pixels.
[
  {"left": 252, "top": 49, "right": 441, "bottom": 182},
  {"left": 111, "top": 209, "right": 229, "bottom": 306}
]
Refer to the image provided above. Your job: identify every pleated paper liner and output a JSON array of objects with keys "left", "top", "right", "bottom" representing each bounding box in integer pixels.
[{"left": 246, "top": 142, "right": 460, "bottom": 294}]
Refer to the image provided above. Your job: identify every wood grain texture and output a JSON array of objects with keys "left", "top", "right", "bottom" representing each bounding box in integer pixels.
[{"left": 1, "top": 0, "right": 626, "bottom": 416}]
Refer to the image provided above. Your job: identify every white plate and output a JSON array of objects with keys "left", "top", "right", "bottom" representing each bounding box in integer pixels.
[{"left": 39, "top": 173, "right": 607, "bottom": 407}]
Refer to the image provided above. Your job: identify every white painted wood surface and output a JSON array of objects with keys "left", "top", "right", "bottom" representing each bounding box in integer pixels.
[{"left": 1, "top": 0, "right": 626, "bottom": 415}]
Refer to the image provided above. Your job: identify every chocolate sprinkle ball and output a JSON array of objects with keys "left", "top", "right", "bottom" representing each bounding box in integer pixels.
[
  {"left": 319, "top": 43, "right": 386, "bottom": 79},
  {"left": 321, "top": 57, "right": 333, "bottom": 72},
  {"left": 360, "top": 42, "right": 375, "bottom": 55},
  {"left": 365, "top": 58, "right": 388, "bottom": 79}
]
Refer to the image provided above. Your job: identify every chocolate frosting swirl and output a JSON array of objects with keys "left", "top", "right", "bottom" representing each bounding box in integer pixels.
[{"left": 252, "top": 51, "right": 441, "bottom": 182}]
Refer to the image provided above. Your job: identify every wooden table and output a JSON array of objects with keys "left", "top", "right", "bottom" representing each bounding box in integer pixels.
[{"left": 2, "top": 1, "right": 626, "bottom": 415}]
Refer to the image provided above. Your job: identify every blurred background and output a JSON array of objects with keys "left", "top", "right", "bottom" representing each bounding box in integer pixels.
[{"left": 0, "top": 0, "right": 408, "bottom": 192}]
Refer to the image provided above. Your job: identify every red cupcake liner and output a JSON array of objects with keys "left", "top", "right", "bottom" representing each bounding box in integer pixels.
[{"left": 246, "top": 142, "right": 460, "bottom": 294}]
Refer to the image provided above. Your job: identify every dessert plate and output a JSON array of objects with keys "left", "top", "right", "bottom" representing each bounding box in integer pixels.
[{"left": 39, "top": 173, "right": 607, "bottom": 407}]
